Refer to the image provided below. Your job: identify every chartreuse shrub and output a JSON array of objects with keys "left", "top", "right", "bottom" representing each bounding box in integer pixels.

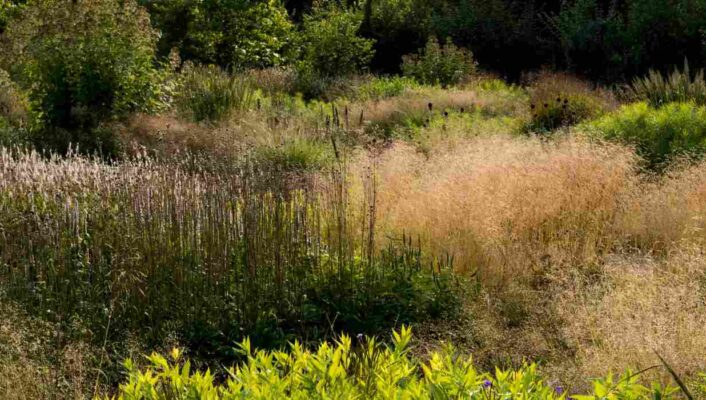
[
  {"left": 1, "top": 0, "right": 169, "bottom": 155},
  {"left": 401, "top": 37, "right": 477, "bottom": 87},
  {"left": 584, "top": 102, "right": 706, "bottom": 169},
  {"left": 108, "top": 327, "right": 679, "bottom": 399}
]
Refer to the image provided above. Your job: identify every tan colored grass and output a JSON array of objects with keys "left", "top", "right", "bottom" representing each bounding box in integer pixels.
[
  {"left": 557, "top": 246, "right": 706, "bottom": 387},
  {"left": 352, "top": 134, "right": 638, "bottom": 286},
  {"left": 0, "top": 301, "right": 97, "bottom": 399},
  {"left": 350, "top": 133, "right": 706, "bottom": 389},
  {"left": 525, "top": 70, "right": 618, "bottom": 110},
  {"left": 347, "top": 86, "right": 527, "bottom": 130},
  {"left": 619, "top": 161, "right": 706, "bottom": 251},
  {"left": 115, "top": 110, "right": 325, "bottom": 160}
]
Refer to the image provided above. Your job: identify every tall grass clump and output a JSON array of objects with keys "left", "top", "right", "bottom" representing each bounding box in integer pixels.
[
  {"left": 108, "top": 327, "right": 680, "bottom": 399},
  {"left": 583, "top": 102, "right": 706, "bottom": 169},
  {"left": 176, "top": 64, "right": 255, "bottom": 123},
  {"left": 624, "top": 61, "right": 706, "bottom": 107},
  {"left": 0, "top": 149, "right": 462, "bottom": 363}
]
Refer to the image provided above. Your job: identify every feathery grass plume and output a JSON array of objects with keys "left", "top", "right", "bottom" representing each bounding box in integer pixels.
[{"left": 623, "top": 60, "right": 706, "bottom": 107}]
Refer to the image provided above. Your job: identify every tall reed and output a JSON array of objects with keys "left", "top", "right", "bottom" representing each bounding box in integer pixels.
[{"left": 0, "top": 149, "right": 459, "bottom": 357}]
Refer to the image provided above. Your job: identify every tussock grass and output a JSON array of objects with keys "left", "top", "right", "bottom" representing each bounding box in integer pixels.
[{"left": 353, "top": 135, "right": 637, "bottom": 284}]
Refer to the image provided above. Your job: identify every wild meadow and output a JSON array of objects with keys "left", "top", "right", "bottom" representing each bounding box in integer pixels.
[{"left": 2, "top": 0, "right": 706, "bottom": 398}]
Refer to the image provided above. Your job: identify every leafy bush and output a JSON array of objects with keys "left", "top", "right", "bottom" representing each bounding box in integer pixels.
[
  {"left": 292, "top": 7, "right": 375, "bottom": 99},
  {"left": 364, "top": 0, "right": 433, "bottom": 72},
  {"left": 0, "top": 0, "right": 23, "bottom": 34},
  {"left": 298, "top": 6, "right": 375, "bottom": 78},
  {"left": 584, "top": 102, "right": 706, "bottom": 168},
  {"left": 145, "top": 0, "right": 297, "bottom": 70},
  {"left": 176, "top": 64, "right": 255, "bottom": 122},
  {"left": 0, "top": 68, "right": 26, "bottom": 127},
  {"left": 553, "top": 0, "right": 706, "bottom": 81},
  {"left": 401, "top": 37, "right": 476, "bottom": 87},
  {"left": 624, "top": 61, "right": 706, "bottom": 107},
  {"left": 1, "top": 0, "right": 168, "bottom": 155},
  {"left": 109, "top": 327, "right": 679, "bottom": 399}
]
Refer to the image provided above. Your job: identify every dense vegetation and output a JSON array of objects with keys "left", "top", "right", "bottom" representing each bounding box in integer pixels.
[{"left": 1, "top": 0, "right": 706, "bottom": 398}]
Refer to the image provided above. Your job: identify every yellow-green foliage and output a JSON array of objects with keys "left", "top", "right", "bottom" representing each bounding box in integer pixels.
[
  {"left": 583, "top": 102, "right": 706, "bottom": 168},
  {"left": 109, "top": 327, "right": 677, "bottom": 400}
]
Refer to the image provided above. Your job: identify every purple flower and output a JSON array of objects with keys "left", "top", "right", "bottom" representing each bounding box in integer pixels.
[
  {"left": 482, "top": 379, "right": 492, "bottom": 388},
  {"left": 555, "top": 386, "right": 564, "bottom": 394}
]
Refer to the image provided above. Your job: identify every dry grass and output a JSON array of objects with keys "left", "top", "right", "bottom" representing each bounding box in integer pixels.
[
  {"left": 620, "top": 161, "right": 706, "bottom": 251},
  {"left": 352, "top": 134, "right": 637, "bottom": 285},
  {"left": 348, "top": 86, "right": 527, "bottom": 131},
  {"left": 525, "top": 70, "right": 618, "bottom": 109},
  {"left": 115, "top": 110, "right": 327, "bottom": 161},
  {"left": 0, "top": 300, "right": 97, "bottom": 399},
  {"left": 348, "top": 133, "right": 706, "bottom": 389},
  {"left": 557, "top": 246, "right": 706, "bottom": 388}
]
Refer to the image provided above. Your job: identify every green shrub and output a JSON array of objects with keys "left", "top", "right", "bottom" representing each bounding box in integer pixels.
[
  {"left": 176, "top": 64, "right": 255, "bottom": 122},
  {"left": 553, "top": 0, "right": 706, "bottom": 81},
  {"left": 144, "top": 0, "right": 297, "bottom": 70},
  {"left": 584, "top": 102, "right": 706, "bottom": 168},
  {"left": 299, "top": 6, "right": 375, "bottom": 78},
  {"left": 0, "top": 0, "right": 23, "bottom": 34},
  {"left": 624, "top": 61, "right": 706, "bottom": 107},
  {"left": 1, "top": 0, "right": 168, "bottom": 155},
  {"left": 109, "top": 327, "right": 679, "bottom": 400},
  {"left": 401, "top": 37, "right": 476, "bottom": 87},
  {"left": 364, "top": 0, "right": 433, "bottom": 72}
]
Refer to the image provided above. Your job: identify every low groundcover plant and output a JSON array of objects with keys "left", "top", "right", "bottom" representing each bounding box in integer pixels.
[{"left": 107, "top": 326, "right": 678, "bottom": 399}]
